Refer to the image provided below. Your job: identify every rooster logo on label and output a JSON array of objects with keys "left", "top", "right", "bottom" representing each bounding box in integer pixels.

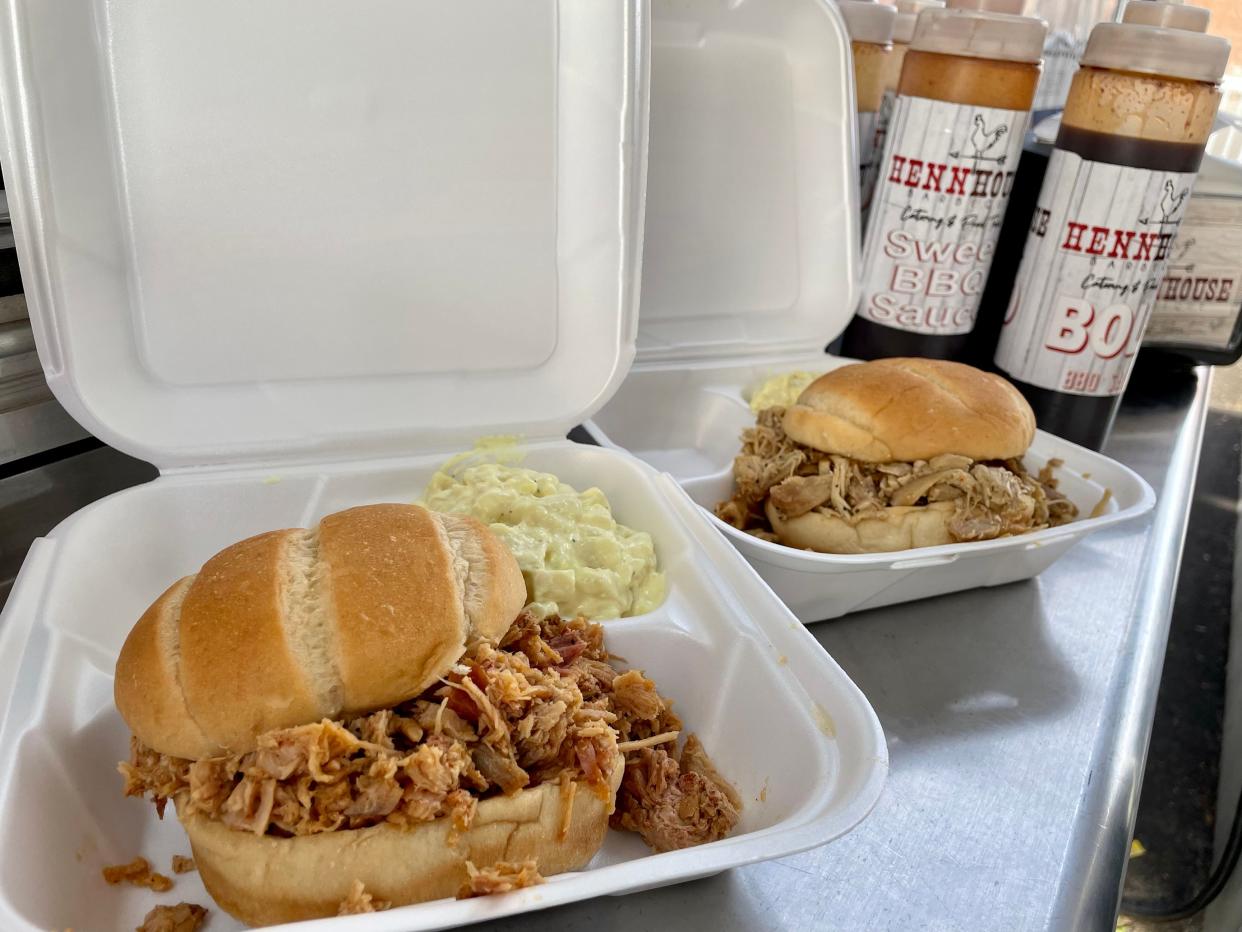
[
  {"left": 1138, "top": 180, "right": 1190, "bottom": 227},
  {"left": 949, "top": 114, "right": 1011, "bottom": 165}
]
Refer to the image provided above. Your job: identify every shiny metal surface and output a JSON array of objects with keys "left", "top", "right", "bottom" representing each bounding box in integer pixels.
[
  {"left": 0, "top": 319, "right": 32, "bottom": 357},
  {"left": 0, "top": 444, "right": 157, "bottom": 604},
  {"left": 516, "top": 369, "right": 1211, "bottom": 932},
  {"left": 0, "top": 320, "right": 89, "bottom": 464},
  {"left": 0, "top": 397, "right": 89, "bottom": 465},
  {"left": 0, "top": 294, "right": 27, "bottom": 325}
]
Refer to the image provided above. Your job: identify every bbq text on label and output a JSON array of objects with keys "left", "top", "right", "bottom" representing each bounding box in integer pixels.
[
  {"left": 995, "top": 151, "right": 1195, "bottom": 396},
  {"left": 856, "top": 99, "right": 1028, "bottom": 336}
]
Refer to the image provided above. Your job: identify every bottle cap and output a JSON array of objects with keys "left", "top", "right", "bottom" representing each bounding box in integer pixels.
[
  {"left": 911, "top": 1, "right": 1047, "bottom": 64},
  {"left": 838, "top": 0, "right": 897, "bottom": 46},
  {"left": 894, "top": 0, "right": 945, "bottom": 45},
  {"left": 1082, "top": 2, "right": 1229, "bottom": 84},
  {"left": 947, "top": 0, "right": 1023, "bottom": 12},
  {"left": 1122, "top": 1, "right": 1209, "bottom": 31}
]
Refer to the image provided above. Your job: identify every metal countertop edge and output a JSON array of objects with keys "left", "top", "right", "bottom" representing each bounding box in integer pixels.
[{"left": 1052, "top": 368, "right": 1213, "bottom": 931}]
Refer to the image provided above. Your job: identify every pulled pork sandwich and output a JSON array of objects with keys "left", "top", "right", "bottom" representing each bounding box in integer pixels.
[
  {"left": 116, "top": 504, "right": 737, "bottom": 927},
  {"left": 717, "top": 358, "right": 1078, "bottom": 553}
]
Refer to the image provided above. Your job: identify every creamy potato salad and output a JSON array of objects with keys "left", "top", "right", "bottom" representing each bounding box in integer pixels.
[
  {"left": 748, "top": 370, "right": 824, "bottom": 412},
  {"left": 424, "top": 459, "right": 665, "bottom": 620}
]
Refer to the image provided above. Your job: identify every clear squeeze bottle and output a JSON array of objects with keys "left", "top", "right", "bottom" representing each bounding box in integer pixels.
[
  {"left": 839, "top": 0, "right": 897, "bottom": 228},
  {"left": 839, "top": 0, "right": 1046, "bottom": 362},
  {"left": 993, "top": 1, "right": 1228, "bottom": 450}
]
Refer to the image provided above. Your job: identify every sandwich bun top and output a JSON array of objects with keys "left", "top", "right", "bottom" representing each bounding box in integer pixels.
[
  {"left": 782, "top": 358, "right": 1036, "bottom": 463},
  {"left": 114, "top": 503, "right": 527, "bottom": 760}
]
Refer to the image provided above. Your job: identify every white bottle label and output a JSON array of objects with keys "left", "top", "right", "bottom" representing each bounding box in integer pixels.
[
  {"left": 858, "top": 109, "right": 879, "bottom": 199},
  {"left": 995, "top": 149, "right": 1196, "bottom": 396},
  {"left": 860, "top": 91, "right": 895, "bottom": 218},
  {"left": 1144, "top": 194, "right": 1242, "bottom": 351},
  {"left": 856, "top": 96, "right": 1029, "bottom": 336}
]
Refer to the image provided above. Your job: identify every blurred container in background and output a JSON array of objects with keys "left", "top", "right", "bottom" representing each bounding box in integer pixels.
[{"left": 1144, "top": 133, "right": 1242, "bottom": 365}]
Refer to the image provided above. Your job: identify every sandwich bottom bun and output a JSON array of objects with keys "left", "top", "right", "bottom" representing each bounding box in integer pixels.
[
  {"left": 180, "top": 751, "right": 624, "bottom": 927},
  {"left": 766, "top": 500, "right": 956, "bottom": 554}
]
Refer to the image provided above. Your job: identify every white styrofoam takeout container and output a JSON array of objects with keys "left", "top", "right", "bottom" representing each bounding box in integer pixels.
[
  {"left": 587, "top": 356, "right": 1157, "bottom": 622},
  {"left": 0, "top": 1, "right": 886, "bottom": 930},
  {"left": 585, "top": 0, "right": 1155, "bottom": 622}
]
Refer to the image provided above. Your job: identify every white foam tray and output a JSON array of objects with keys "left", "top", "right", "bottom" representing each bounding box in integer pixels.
[
  {"left": 0, "top": 443, "right": 887, "bottom": 931},
  {"left": 586, "top": 355, "right": 1158, "bottom": 622}
]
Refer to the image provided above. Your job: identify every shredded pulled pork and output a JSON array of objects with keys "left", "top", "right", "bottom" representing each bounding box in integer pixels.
[
  {"left": 102, "top": 857, "right": 172, "bottom": 893},
  {"left": 457, "top": 859, "right": 546, "bottom": 899},
  {"left": 338, "top": 879, "right": 391, "bottom": 915},
  {"left": 716, "top": 406, "right": 1078, "bottom": 543},
  {"left": 135, "top": 903, "right": 207, "bottom": 932},
  {"left": 120, "top": 614, "right": 738, "bottom": 854},
  {"left": 614, "top": 739, "right": 742, "bottom": 853}
]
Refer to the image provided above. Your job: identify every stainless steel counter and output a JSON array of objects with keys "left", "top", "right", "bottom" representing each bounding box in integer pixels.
[{"left": 528, "top": 368, "right": 1210, "bottom": 932}]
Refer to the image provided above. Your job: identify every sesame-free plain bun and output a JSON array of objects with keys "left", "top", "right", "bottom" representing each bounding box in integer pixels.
[
  {"left": 179, "top": 753, "right": 623, "bottom": 927},
  {"left": 766, "top": 500, "right": 957, "bottom": 554},
  {"left": 114, "top": 504, "right": 527, "bottom": 760},
  {"left": 782, "top": 358, "right": 1037, "bottom": 463}
]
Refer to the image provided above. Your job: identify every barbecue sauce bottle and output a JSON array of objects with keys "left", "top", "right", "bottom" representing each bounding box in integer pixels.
[
  {"left": 840, "top": 0, "right": 1047, "bottom": 362},
  {"left": 993, "top": 1, "right": 1228, "bottom": 450},
  {"left": 839, "top": 0, "right": 897, "bottom": 229},
  {"left": 865, "top": 0, "right": 946, "bottom": 234}
]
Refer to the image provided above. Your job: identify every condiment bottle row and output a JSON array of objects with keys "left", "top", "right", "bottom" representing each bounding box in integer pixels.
[{"left": 833, "top": 0, "right": 1233, "bottom": 451}]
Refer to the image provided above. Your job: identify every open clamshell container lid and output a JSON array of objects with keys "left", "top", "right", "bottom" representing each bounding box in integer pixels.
[
  {"left": 0, "top": 1, "right": 886, "bottom": 929},
  {"left": 7, "top": 1, "right": 645, "bottom": 468},
  {"left": 634, "top": 0, "right": 859, "bottom": 364},
  {"left": 587, "top": 0, "right": 1155, "bottom": 622}
]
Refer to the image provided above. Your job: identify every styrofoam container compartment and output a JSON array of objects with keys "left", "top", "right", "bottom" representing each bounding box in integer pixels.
[
  {"left": 0, "top": 447, "right": 887, "bottom": 932},
  {"left": 0, "top": 1, "right": 885, "bottom": 929},
  {"left": 586, "top": 0, "right": 1155, "bottom": 622}
]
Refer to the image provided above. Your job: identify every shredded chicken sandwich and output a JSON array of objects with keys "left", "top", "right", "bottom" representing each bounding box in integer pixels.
[
  {"left": 121, "top": 613, "right": 739, "bottom": 859},
  {"left": 717, "top": 406, "right": 1078, "bottom": 546}
]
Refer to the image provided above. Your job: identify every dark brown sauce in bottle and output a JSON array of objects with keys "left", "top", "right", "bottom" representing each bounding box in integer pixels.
[
  {"left": 990, "top": 4, "right": 1226, "bottom": 449},
  {"left": 1057, "top": 124, "right": 1205, "bottom": 173},
  {"left": 1001, "top": 125, "right": 1207, "bottom": 449}
]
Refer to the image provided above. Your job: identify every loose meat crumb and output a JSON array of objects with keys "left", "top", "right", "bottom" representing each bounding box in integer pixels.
[
  {"left": 612, "top": 739, "right": 740, "bottom": 852},
  {"left": 456, "top": 860, "right": 545, "bottom": 899},
  {"left": 338, "top": 879, "right": 391, "bottom": 915},
  {"left": 716, "top": 405, "right": 1078, "bottom": 543},
  {"left": 135, "top": 902, "right": 206, "bottom": 932},
  {"left": 170, "top": 855, "right": 195, "bottom": 874},
  {"left": 102, "top": 857, "right": 172, "bottom": 892},
  {"left": 680, "top": 734, "right": 743, "bottom": 812},
  {"left": 121, "top": 613, "right": 738, "bottom": 854}
]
